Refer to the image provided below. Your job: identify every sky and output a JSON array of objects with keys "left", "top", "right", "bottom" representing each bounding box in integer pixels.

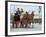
[{"left": 10, "top": 4, "right": 42, "bottom": 16}]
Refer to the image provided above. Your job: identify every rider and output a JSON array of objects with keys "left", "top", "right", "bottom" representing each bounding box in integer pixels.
[
  {"left": 15, "top": 8, "right": 20, "bottom": 16},
  {"left": 14, "top": 8, "right": 20, "bottom": 21}
]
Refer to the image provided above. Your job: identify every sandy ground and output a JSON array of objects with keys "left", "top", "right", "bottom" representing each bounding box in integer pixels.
[{"left": 10, "top": 23, "right": 42, "bottom": 32}]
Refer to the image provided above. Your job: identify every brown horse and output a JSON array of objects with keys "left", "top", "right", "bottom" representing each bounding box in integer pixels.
[
  {"left": 12, "top": 14, "right": 20, "bottom": 28},
  {"left": 21, "top": 11, "right": 34, "bottom": 28}
]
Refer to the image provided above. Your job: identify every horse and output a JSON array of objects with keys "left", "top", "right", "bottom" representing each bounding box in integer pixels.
[
  {"left": 21, "top": 11, "right": 34, "bottom": 28},
  {"left": 12, "top": 13, "right": 21, "bottom": 28}
]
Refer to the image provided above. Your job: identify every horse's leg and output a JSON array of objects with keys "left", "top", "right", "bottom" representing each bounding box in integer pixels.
[
  {"left": 22, "top": 22, "right": 23, "bottom": 28},
  {"left": 22, "top": 22, "right": 25, "bottom": 28},
  {"left": 25, "top": 21, "right": 28, "bottom": 28},
  {"left": 28, "top": 21, "right": 32, "bottom": 28},
  {"left": 22, "top": 23, "right": 24, "bottom": 28},
  {"left": 28, "top": 21, "right": 30, "bottom": 28},
  {"left": 25, "top": 23, "right": 27, "bottom": 28},
  {"left": 20, "top": 22, "right": 21, "bottom": 28},
  {"left": 20, "top": 21, "right": 24, "bottom": 28},
  {"left": 16, "top": 24, "right": 17, "bottom": 28},
  {"left": 12, "top": 21, "right": 14, "bottom": 28},
  {"left": 16, "top": 23, "right": 17, "bottom": 28}
]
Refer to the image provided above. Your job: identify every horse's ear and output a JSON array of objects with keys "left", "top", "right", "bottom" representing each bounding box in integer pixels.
[{"left": 32, "top": 11, "right": 34, "bottom": 16}]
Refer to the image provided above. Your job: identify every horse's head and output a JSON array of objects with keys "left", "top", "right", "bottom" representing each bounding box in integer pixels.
[{"left": 31, "top": 11, "right": 34, "bottom": 17}]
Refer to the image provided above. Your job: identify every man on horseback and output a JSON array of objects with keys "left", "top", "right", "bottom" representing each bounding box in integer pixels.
[{"left": 12, "top": 8, "right": 20, "bottom": 28}]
